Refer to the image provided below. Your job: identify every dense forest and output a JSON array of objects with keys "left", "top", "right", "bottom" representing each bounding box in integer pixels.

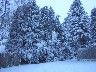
[{"left": 0, "top": 0, "right": 96, "bottom": 68}]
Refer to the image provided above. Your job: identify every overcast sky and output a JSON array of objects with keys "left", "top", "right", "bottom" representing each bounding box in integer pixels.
[{"left": 36, "top": 0, "right": 96, "bottom": 23}]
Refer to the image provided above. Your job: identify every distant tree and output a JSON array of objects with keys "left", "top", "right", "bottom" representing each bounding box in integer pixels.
[{"left": 63, "top": 0, "right": 90, "bottom": 58}]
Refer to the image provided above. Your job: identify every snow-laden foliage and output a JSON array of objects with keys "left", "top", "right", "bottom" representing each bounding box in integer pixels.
[
  {"left": 6, "top": 0, "right": 40, "bottom": 63},
  {"left": 90, "top": 8, "right": 96, "bottom": 47},
  {"left": 0, "top": 0, "right": 94, "bottom": 68},
  {"left": 62, "top": 0, "right": 90, "bottom": 58},
  {"left": 5, "top": 0, "right": 66, "bottom": 64},
  {"left": 0, "top": 0, "right": 36, "bottom": 53},
  {"left": 0, "top": 0, "right": 12, "bottom": 53}
]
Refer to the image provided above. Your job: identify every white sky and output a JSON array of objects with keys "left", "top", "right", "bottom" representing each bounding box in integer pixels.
[{"left": 36, "top": 0, "right": 96, "bottom": 23}]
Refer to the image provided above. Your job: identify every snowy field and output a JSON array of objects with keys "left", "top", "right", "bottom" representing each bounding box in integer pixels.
[{"left": 0, "top": 61, "right": 96, "bottom": 72}]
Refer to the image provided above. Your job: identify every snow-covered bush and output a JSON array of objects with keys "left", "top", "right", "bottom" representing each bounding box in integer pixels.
[
  {"left": 0, "top": 53, "right": 20, "bottom": 68},
  {"left": 77, "top": 47, "right": 96, "bottom": 61}
]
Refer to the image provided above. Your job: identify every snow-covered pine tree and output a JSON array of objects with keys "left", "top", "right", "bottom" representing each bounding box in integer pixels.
[
  {"left": 0, "top": 0, "right": 15, "bottom": 67},
  {"left": 52, "top": 15, "right": 67, "bottom": 61},
  {"left": 39, "top": 6, "right": 66, "bottom": 61},
  {"left": 63, "top": 0, "right": 90, "bottom": 59},
  {"left": 90, "top": 8, "right": 96, "bottom": 48},
  {"left": 6, "top": 0, "right": 40, "bottom": 64},
  {"left": 38, "top": 6, "right": 55, "bottom": 62},
  {"left": 38, "top": 6, "right": 64, "bottom": 62},
  {"left": 0, "top": 0, "right": 11, "bottom": 38}
]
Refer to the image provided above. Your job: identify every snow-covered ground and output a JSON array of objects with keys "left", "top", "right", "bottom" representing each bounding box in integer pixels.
[{"left": 0, "top": 61, "right": 96, "bottom": 72}]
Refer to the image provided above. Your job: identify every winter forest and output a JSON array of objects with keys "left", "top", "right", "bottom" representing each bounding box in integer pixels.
[{"left": 0, "top": 0, "right": 96, "bottom": 71}]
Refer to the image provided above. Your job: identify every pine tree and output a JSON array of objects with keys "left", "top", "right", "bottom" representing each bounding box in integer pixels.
[
  {"left": 38, "top": 6, "right": 55, "bottom": 62},
  {"left": 63, "top": 0, "right": 90, "bottom": 58},
  {"left": 52, "top": 15, "right": 67, "bottom": 61},
  {"left": 90, "top": 8, "right": 96, "bottom": 47},
  {"left": 6, "top": 0, "right": 40, "bottom": 64},
  {"left": 0, "top": 0, "right": 11, "bottom": 49},
  {"left": 39, "top": 6, "right": 64, "bottom": 62}
]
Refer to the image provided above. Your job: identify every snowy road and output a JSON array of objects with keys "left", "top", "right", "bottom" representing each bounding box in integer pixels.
[{"left": 0, "top": 61, "right": 96, "bottom": 72}]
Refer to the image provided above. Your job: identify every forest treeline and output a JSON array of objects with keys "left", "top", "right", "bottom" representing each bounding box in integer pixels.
[{"left": 0, "top": 0, "right": 96, "bottom": 67}]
